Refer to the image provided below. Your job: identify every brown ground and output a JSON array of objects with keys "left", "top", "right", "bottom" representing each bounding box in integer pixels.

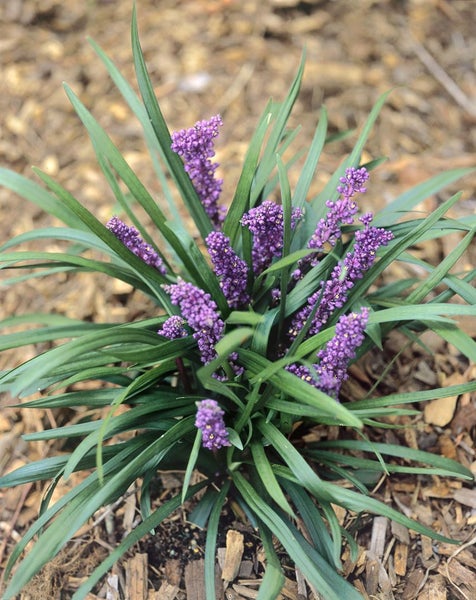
[{"left": 0, "top": 0, "right": 475, "bottom": 598}]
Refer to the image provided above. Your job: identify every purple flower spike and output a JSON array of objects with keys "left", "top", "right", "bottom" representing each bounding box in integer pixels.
[
  {"left": 288, "top": 220, "right": 393, "bottom": 342},
  {"left": 171, "top": 115, "right": 225, "bottom": 228},
  {"left": 337, "top": 166, "right": 369, "bottom": 197},
  {"left": 158, "top": 315, "right": 188, "bottom": 339},
  {"left": 315, "top": 307, "right": 369, "bottom": 398},
  {"left": 206, "top": 231, "right": 249, "bottom": 308},
  {"left": 241, "top": 201, "right": 303, "bottom": 275},
  {"left": 309, "top": 167, "right": 369, "bottom": 252},
  {"left": 287, "top": 307, "right": 369, "bottom": 399},
  {"left": 344, "top": 222, "right": 394, "bottom": 279},
  {"left": 195, "top": 399, "right": 231, "bottom": 451},
  {"left": 107, "top": 216, "right": 166, "bottom": 274},
  {"left": 286, "top": 363, "right": 316, "bottom": 384},
  {"left": 163, "top": 278, "right": 224, "bottom": 365}
]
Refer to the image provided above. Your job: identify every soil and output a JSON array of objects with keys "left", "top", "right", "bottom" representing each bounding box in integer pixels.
[{"left": 0, "top": 1, "right": 475, "bottom": 599}]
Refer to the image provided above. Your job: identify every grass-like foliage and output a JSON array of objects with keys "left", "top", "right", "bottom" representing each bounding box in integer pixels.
[{"left": 1, "top": 8, "right": 475, "bottom": 599}]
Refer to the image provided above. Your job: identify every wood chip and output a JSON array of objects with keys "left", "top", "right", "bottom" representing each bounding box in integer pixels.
[
  {"left": 402, "top": 568, "right": 426, "bottom": 600},
  {"left": 369, "top": 516, "right": 388, "bottom": 558},
  {"left": 394, "top": 542, "right": 408, "bottom": 577},
  {"left": 154, "top": 581, "right": 180, "bottom": 600},
  {"left": 440, "top": 558, "right": 476, "bottom": 598},
  {"left": 228, "top": 583, "right": 257, "bottom": 599},
  {"left": 164, "top": 559, "right": 182, "bottom": 586},
  {"left": 453, "top": 487, "right": 476, "bottom": 509},
  {"left": 185, "top": 559, "right": 221, "bottom": 600},
  {"left": 416, "top": 573, "right": 447, "bottom": 600},
  {"left": 424, "top": 395, "right": 458, "bottom": 427},
  {"left": 420, "top": 535, "right": 437, "bottom": 569},
  {"left": 365, "top": 554, "right": 380, "bottom": 596},
  {"left": 126, "top": 553, "right": 149, "bottom": 600},
  {"left": 437, "top": 543, "right": 476, "bottom": 571},
  {"left": 238, "top": 561, "right": 253, "bottom": 578},
  {"left": 106, "top": 574, "right": 120, "bottom": 600},
  {"left": 222, "top": 530, "right": 244, "bottom": 585},
  {"left": 391, "top": 521, "right": 410, "bottom": 545}
]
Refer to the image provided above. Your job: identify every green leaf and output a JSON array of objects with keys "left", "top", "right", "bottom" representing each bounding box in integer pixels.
[
  {"left": 348, "top": 381, "right": 476, "bottom": 411},
  {"left": 3, "top": 431, "right": 162, "bottom": 594},
  {"left": 251, "top": 52, "right": 306, "bottom": 205},
  {"left": 431, "top": 324, "right": 476, "bottom": 362},
  {"left": 256, "top": 419, "right": 334, "bottom": 501},
  {"left": 188, "top": 487, "right": 220, "bottom": 529},
  {"left": 131, "top": 6, "right": 212, "bottom": 239},
  {"left": 310, "top": 441, "right": 473, "bottom": 480},
  {"left": 0, "top": 325, "right": 176, "bottom": 397},
  {"left": 204, "top": 481, "right": 230, "bottom": 600},
  {"left": 283, "top": 479, "right": 339, "bottom": 568},
  {"left": 374, "top": 168, "right": 475, "bottom": 226},
  {"left": 256, "top": 523, "right": 286, "bottom": 599},
  {"left": 293, "top": 106, "right": 328, "bottom": 212},
  {"left": 251, "top": 443, "right": 295, "bottom": 516},
  {"left": 31, "top": 166, "right": 171, "bottom": 303},
  {"left": 223, "top": 102, "right": 271, "bottom": 244},
  {"left": 0, "top": 168, "right": 85, "bottom": 228},
  {"left": 0, "top": 321, "right": 114, "bottom": 352},
  {"left": 240, "top": 349, "right": 362, "bottom": 427},
  {"left": 406, "top": 227, "right": 476, "bottom": 304},
  {"left": 87, "top": 37, "right": 183, "bottom": 226},
  {"left": 233, "top": 471, "right": 363, "bottom": 600},
  {"left": 182, "top": 430, "right": 202, "bottom": 502},
  {"left": 369, "top": 303, "right": 476, "bottom": 325}
]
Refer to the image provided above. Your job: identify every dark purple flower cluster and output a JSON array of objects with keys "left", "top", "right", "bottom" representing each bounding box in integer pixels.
[
  {"left": 288, "top": 219, "right": 393, "bottom": 341},
  {"left": 286, "top": 307, "right": 369, "bottom": 398},
  {"left": 291, "top": 167, "right": 370, "bottom": 281},
  {"left": 285, "top": 363, "right": 317, "bottom": 385},
  {"left": 241, "top": 201, "right": 303, "bottom": 275},
  {"left": 157, "top": 315, "right": 188, "bottom": 339},
  {"left": 171, "top": 115, "right": 225, "bottom": 228},
  {"left": 309, "top": 167, "right": 368, "bottom": 251},
  {"left": 336, "top": 166, "right": 369, "bottom": 198},
  {"left": 314, "top": 307, "right": 369, "bottom": 397},
  {"left": 345, "top": 219, "right": 394, "bottom": 277},
  {"left": 106, "top": 216, "right": 166, "bottom": 274},
  {"left": 205, "top": 231, "right": 249, "bottom": 308},
  {"left": 163, "top": 278, "right": 224, "bottom": 365},
  {"left": 195, "top": 399, "right": 231, "bottom": 450}
]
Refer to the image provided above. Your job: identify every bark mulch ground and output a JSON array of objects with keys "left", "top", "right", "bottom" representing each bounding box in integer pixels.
[{"left": 0, "top": 1, "right": 475, "bottom": 598}]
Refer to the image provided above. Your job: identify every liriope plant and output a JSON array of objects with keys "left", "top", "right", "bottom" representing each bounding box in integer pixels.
[{"left": 0, "top": 7, "right": 475, "bottom": 599}]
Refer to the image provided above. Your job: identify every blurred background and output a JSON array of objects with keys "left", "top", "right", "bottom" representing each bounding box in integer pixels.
[{"left": 1, "top": 0, "right": 475, "bottom": 207}]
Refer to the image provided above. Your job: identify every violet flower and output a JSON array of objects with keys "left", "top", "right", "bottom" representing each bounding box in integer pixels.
[
  {"left": 206, "top": 231, "right": 249, "bottom": 309},
  {"left": 314, "top": 307, "right": 369, "bottom": 397},
  {"left": 286, "top": 307, "right": 369, "bottom": 399},
  {"left": 285, "top": 363, "right": 317, "bottom": 385},
  {"left": 106, "top": 216, "right": 166, "bottom": 274},
  {"left": 292, "top": 167, "right": 370, "bottom": 280},
  {"left": 241, "top": 201, "right": 303, "bottom": 275},
  {"left": 171, "top": 115, "right": 225, "bottom": 228},
  {"left": 195, "top": 399, "right": 231, "bottom": 450},
  {"left": 157, "top": 315, "right": 188, "bottom": 339},
  {"left": 308, "top": 167, "right": 369, "bottom": 251},
  {"left": 288, "top": 219, "right": 393, "bottom": 342},
  {"left": 163, "top": 278, "right": 224, "bottom": 365}
]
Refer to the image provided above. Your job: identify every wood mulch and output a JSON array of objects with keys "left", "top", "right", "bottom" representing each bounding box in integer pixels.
[{"left": 0, "top": 1, "right": 475, "bottom": 598}]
